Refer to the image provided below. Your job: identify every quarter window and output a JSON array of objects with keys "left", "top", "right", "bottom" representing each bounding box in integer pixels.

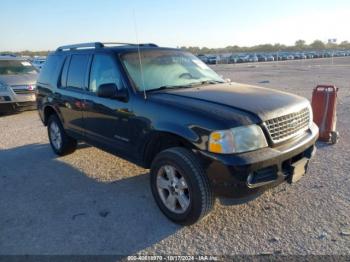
[
  {"left": 38, "top": 55, "right": 64, "bottom": 86},
  {"left": 89, "top": 55, "right": 123, "bottom": 93}
]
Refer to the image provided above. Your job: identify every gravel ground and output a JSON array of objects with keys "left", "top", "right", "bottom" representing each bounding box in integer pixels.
[{"left": 0, "top": 57, "right": 349, "bottom": 256}]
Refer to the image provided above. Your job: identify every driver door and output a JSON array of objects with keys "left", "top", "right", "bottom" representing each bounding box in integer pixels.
[{"left": 83, "top": 54, "right": 134, "bottom": 156}]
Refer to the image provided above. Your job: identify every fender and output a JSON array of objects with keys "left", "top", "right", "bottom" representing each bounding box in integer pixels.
[
  {"left": 154, "top": 121, "right": 210, "bottom": 149},
  {"left": 138, "top": 120, "right": 210, "bottom": 160},
  {"left": 42, "top": 103, "right": 65, "bottom": 127}
]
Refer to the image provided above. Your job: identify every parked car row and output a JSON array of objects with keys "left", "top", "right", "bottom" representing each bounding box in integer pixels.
[{"left": 197, "top": 50, "right": 350, "bottom": 64}]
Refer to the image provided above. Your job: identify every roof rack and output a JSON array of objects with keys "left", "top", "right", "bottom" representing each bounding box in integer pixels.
[{"left": 56, "top": 42, "right": 158, "bottom": 51}]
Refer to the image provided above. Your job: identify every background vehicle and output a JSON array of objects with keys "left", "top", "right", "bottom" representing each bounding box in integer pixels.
[
  {"left": 197, "top": 54, "right": 209, "bottom": 64},
  {"left": 37, "top": 42, "right": 318, "bottom": 225},
  {"left": 31, "top": 57, "right": 46, "bottom": 70},
  {"left": 207, "top": 55, "right": 217, "bottom": 64},
  {"left": 281, "top": 53, "right": 294, "bottom": 60},
  {"left": 229, "top": 54, "right": 240, "bottom": 63},
  {"left": 266, "top": 54, "right": 275, "bottom": 61},
  {"left": 300, "top": 53, "right": 307, "bottom": 59},
  {"left": 247, "top": 54, "right": 258, "bottom": 62},
  {"left": 272, "top": 53, "right": 283, "bottom": 61},
  {"left": 0, "top": 56, "right": 38, "bottom": 112},
  {"left": 293, "top": 53, "right": 301, "bottom": 59},
  {"left": 305, "top": 53, "right": 314, "bottom": 59},
  {"left": 236, "top": 54, "right": 249, "bottom": 63},
  {"left": 257, "top": 54, "right": 267, "bottom": 62}
]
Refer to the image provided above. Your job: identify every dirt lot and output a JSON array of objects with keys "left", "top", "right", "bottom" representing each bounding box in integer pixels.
[{"left": 0, "top": 57, "right": 349, "bottom": 256}]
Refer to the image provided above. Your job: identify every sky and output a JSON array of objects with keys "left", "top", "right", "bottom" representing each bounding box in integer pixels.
[{"left": 1, "top": 0, "right": 350, "bottom": 51}]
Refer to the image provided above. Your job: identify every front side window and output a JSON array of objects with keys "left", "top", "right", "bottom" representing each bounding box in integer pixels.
[
  {"left": 66, "top": 54, "right": 90, "bottom": 89},
  {"left": 89, "top": 54, "right": 123, "bottom": 93},
  {"left": 0, "top": 60, "right": 37, "bottom": 75},
  {"left": 121, "top": 50, "right": 224, "bottom": 92}
]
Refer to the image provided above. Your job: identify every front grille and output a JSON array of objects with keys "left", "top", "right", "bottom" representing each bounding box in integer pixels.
[
  {"left": 265, "top": 107, "right": 310, "bottom": 143},
  {"left": 11, "top": 85, "right": 35, "bottom": 95}
]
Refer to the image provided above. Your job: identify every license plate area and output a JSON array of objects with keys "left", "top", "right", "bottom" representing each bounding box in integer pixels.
[
  {"left": 289, "top": 157, "right": 309, "bottom": 183},
  {"left": 17, "top": 94, "right": 36, "bottom": 102}
]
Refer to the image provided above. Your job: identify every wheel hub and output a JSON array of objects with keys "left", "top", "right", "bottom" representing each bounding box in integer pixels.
[{"left": 156, "top": 165, "right": 190, "bottom": 214}]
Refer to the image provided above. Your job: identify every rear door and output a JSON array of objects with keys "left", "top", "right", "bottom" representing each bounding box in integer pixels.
[{"left": 57, "top": 53, "right": 91, "bottom": 136}]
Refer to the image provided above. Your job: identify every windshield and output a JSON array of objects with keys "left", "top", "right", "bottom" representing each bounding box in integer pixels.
[
  {"left": 0, "top": 60, "right": 37, "bottom": 75},
  {"left": 121, "top": 50, "right": 224, "bottom": 91}
]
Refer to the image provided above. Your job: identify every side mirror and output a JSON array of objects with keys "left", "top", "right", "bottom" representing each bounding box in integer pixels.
[
  {"left": 97, "top": 83, "right": 117, "bottom": 98},
  {"left": 97, "top": 83, "right": 128, "bottom": 101}
]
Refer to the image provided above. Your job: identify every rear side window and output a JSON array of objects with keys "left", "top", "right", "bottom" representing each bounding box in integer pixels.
[
  {"left": 38, "top": 55, "right": 65, "bottom": 86},
  {"left": 66, "top": 54, "right": 90, "bottom": 89}
]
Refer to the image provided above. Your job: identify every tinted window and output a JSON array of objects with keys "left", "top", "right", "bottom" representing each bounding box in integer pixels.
[
  {"left": 60, "top": 56, "right": 70, "bottom": 88},
  {"left": 89, "top": 54, "right": 123, "bottom": 93},
  {"left": 38, "top": 55, "right": 64, "bottom": 85},
  {"left": 67, "top": 54, "right": 90, "bottom": 89}
]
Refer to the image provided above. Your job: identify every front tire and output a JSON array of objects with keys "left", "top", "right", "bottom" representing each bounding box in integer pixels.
[
  {"left": 48, "top": 114, "right": 77, "bottom": 156},
  {"left": 150, "top": 147, "right": 214, "bottom": 225}
]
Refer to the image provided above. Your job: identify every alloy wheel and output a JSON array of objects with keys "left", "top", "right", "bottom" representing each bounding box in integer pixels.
[
  {"left": 49, "top": 121, "right": 62, "bottom": 150},
  {"left": 156, "top": 165, "right": 191, "bottom": 214}
]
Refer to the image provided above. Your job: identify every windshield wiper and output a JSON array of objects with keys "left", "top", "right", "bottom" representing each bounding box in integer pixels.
[
  {"left": 183, "top": 80, "right": 225, "bottom": 87},
  {"left": 146, "top": 80, "right": 224, "bottom": 93},
  {"left": 199, "top": 80, "right": 225, "bottom": 85},
  {"left": 146, "top": 84, "right": 194, "bottom": 93}
]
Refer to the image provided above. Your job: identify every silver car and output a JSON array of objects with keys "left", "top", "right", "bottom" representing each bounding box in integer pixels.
[{"left": 0, "top": 56, "right": 38, "bottom": 112}]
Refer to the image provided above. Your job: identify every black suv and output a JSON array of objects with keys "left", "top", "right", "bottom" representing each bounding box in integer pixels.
[{"left": 36, "top": 42, "right": 318, "bottom": 225}]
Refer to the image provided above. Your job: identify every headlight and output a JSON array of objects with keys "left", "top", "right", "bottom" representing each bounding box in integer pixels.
[
  {"left": 0, "top": 82, "right": 7, "bottom": 91},
  {"left": 208, "top": 125, "right": 268, "bottom": 154}
]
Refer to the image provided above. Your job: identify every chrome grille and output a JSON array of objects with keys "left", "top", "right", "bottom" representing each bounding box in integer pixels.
[{"left": 265, "top": 108, "right": 310, "bottom": 143}]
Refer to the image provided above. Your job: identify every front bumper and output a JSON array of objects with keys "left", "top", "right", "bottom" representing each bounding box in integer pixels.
[
  {"left": 0, "top": 85, "right": 36, "bottom": 104},
  {"left": 0, "top": 88, "right": 36, "bottom": 112},
  {"left": 199, "top": 123, "right": 319, "bottom": 198},
  {"left": 0, "top": 101, "right": 37, "bottom": 112}
]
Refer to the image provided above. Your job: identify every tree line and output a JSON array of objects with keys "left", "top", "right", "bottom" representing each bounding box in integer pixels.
[{"left": 180, "top": 40, "right": 350, "bottom": 54}]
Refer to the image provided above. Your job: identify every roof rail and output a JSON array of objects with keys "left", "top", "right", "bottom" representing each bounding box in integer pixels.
[
  {"left": 56, "top": 42, "right": 158, "bottom": 51},
  {"left": 56, "top": 42, "right": 103, "bottom": 51},
  {"left": 104, "top": 42, "right": 158, "bottom": 47}
]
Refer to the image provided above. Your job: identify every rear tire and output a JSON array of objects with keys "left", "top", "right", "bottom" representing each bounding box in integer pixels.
[
  {"left": 48, "top": 114, "right": 77, "bottom": 156},
  {"left": 150, "top": 147, "right": 214, "bottom": 225}
]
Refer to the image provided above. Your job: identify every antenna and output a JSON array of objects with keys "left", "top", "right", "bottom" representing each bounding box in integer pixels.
[{"left": 133, "top": 10, "right": 147, "bottom": 100}]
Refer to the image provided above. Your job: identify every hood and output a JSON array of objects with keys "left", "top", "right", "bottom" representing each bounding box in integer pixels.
[
  {"left": 156, "top": 82, "right": 310, "bottom": 122},
  {"left": 0, "top": 73, "right": 38, "bottom": 86}
]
